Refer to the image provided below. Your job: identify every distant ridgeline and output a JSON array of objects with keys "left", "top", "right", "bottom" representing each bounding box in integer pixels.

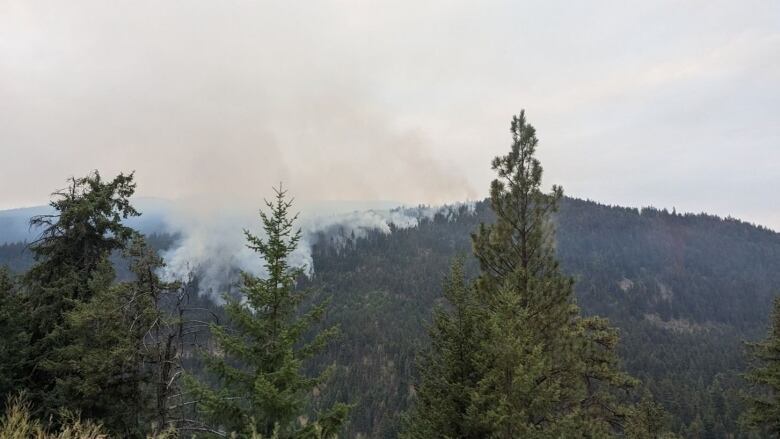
[
  {"left": 2, "top": 197, "right": 779, "bottom": 437},
  {"left": 0, "top": 197, "right": 172, "bottom": 244}
]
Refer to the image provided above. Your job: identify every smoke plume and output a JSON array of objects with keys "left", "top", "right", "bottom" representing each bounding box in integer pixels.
[{"left": 158, "top": 201, "right": 474, "bottom": 301}]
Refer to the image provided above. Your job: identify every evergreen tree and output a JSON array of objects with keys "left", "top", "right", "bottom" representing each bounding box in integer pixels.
[
  {"left": 468, "top": 111, "right": 636, "bottom": 437},
  {"left": 43, "top": 257, "right": 148, "bottom": 436},
  {"left": 402, "top": 258, "right": 487, "bottom": 439},
  {"left": 186, "top": 186, "right": 349, "bottom": 438},
  {"left": 407, "top": 111, "right": 640, "bottom": 438},
  {"left": 19, "top": 171, "right": 139, "bottom": 418},
  {"left": 44, "top": 237, "right": 178, "bottom": 437},
  {"left": 743, "top": 296, "right": 780, "bottom": 435},
  {"left": 624, "top": 388, "right": 678, "bottom": 439}
]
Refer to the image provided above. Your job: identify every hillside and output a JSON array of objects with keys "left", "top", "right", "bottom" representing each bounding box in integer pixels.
[
  {"left": 2, "top": 198, "right": 779, "bottom": 437},
  {"left": 303, "top": 198, "right": 780, "bottom": 437}
]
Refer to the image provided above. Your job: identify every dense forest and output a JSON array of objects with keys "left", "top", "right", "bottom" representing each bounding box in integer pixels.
[
  {"left": 304, "top": 196, "right": 780, "bottom": 437},
  {"left": 2, "top": 114, "right": 780, "bottom": 438},
  {"left": 5, "top": 196, "right": 779, "bottom": 437}
]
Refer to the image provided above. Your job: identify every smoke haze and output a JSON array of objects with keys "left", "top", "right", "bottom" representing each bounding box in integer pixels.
[
  {"left": 158, "top": 201, "right": 474, "bottom": 300},
  {"left": 1, "top": 0, "right": 778, "bottom": 228},
  {"left": 0, "top": 1, "right": 477, "bottom": 211}
]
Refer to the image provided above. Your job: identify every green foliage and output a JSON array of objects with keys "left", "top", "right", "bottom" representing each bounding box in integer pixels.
[
  {"left": 743, "top": 296, "right": 780, "bottom": 435},
  {"left": 624, "top": 389, "right": 679, "bottom": 439},
  {"left": 0, "top": 268, "right": 28, "bottom": 400},
  {"left": 19, "top": 171, "right": 140, "bottom": 418},
  {"left": 186, "top": 186, "right": 348, "bottom": 438},
  {"left": 402, "top": 258, "right": 487, "bottom": 439},
  {"left": 44, "top": 237, "right": 177, "bottom": 437},
  {"left": 473, "top": 112, "right": 637, "bottom": 436},
  {"left": 6, "top": 171, "right": 185, "bottom": 437},
  {"left": 0, "top": 159, "right": 777, "bottom": 436},
  {"left": 42, "top": 256, "right": 148, "bottom": 435},
  {"left": 3, "top": 171, "right": 204, "bottom": 436},
  {"left": 26, "top": 170, "right": 138, "bottom": 305},
  {"left": 267, "top": 194, "right": 780, "bottom": 437},
  {"left": 406, "top": 111, "right": 640, "bottom": 437}
]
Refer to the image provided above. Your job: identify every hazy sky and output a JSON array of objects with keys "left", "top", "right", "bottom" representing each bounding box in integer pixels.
[{"left": 1, "top": 1, "right": 778, "bottom": 228}]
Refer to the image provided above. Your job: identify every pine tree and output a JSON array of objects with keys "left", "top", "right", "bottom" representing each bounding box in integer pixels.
[
  {"left": 19, "top": 171, "right": 140, "bottom": 419},
  {"left": 406, "top": 111, "right": 640, "bottom": 438},
  {"left": 468, "top": 111, "right": 636, "bottom": 437},
  {"left": 743, "top": 296, "right": 780, "bottom": 435},
  {"left": 186, "top": 186, "right": 349, "bottom": 438},
  {"left": 402, "top": 258, "right": 487, "bottom": 439}
]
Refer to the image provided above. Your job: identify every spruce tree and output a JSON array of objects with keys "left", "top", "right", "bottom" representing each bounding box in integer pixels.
[
  {"left": 19, "top": 171, "right": 140, "bottom": 419},
  {"left": 402, "top": 258, "right": 487, "bottom": 439},
  {"left": 45, "top": 237, "right": 178, "bottom": 437},
  {"left": 186, "top": 186, "right": 348, "bottom": 438},
  {"left": 743, "top": 296, "right": 780, "bottom": 435},
  {"left": 43, "top": 257, "right": 148, "bottom": 436}
]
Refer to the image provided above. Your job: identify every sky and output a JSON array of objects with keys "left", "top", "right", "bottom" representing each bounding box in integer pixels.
[{"left": 1, "top": 0, "right": 778, "bottom": 229}]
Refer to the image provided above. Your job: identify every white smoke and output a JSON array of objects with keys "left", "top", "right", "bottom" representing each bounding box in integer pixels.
[{"left": 158, "top": 201, "right": 474, "bottom": 301}]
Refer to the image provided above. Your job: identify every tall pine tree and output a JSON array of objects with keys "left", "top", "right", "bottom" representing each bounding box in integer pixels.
[
  {"left": 186, "top": 186, "right": 348, "bottom": 438},
  {"left": 470, "top": 111, "right": 636, "bottom": 437},
  {"left": 406, "top": 111, "right": 640, "bottom": 438}
]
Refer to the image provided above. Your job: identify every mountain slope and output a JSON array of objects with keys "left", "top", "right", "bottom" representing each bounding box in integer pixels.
[
  {"left": 1, "top": 197, "right": 778, "bottom": 437},
  {"left": 303, "top": 198, "right": 780, "bottom": 437}
]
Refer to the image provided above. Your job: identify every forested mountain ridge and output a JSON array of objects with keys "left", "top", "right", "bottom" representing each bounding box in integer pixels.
[
  {"left": 302, "top": 197, "right": 780, "bottom": 437},
  {"left": 1, "top": 197, "right": 779, "bottom": 437},
  {"left": 556, "top": 198, "right": 780, "bottom": 327}
]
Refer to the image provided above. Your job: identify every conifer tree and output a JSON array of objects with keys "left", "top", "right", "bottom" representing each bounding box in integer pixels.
[
  {"left": 743, "top": 296, "right": 780, "bottom": 435},
  {"left": 44, "top": 256, "right": 149, "bottom": 436},
  {"left": 186, "top": 186, "right": 349, "bottom": 438},
  {"left": 406, "top": 111, "right": 640, "bottom": 438},
  {"left": 20, "top": 171, "right": 140, "bottom": 417},
  {"left": 468, "top": 111, "right": 636, "bottom": 436},
  {"left": 402, "top": 258, "right": 487, "bottom": 439},
  {"left": 624, "top": 388, "right": 678, "bottom": 439},
  {"left": 45, "top": 237, "right": 179, "bottom": 437}
]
